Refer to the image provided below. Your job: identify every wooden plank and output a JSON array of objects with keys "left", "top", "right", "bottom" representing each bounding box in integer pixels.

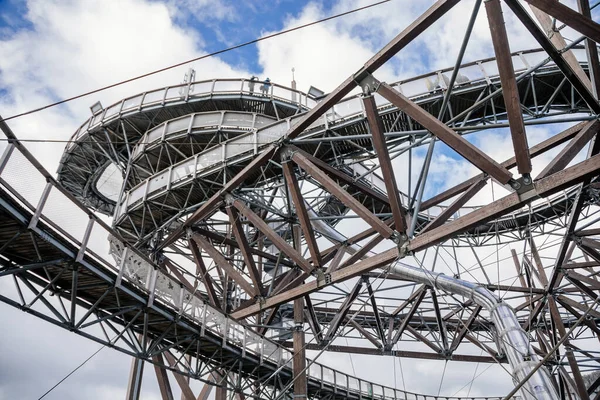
[
  {"left": 286, "top": 146, "right": 390, "bottom": 205},
  {"left": 507, "top": 0, "right": 600, "bottom": 115},
  {"left": 284, "top": 0, "right": 461, "bottom": 140},
  {"left": 486, "top": 0, "right": 531, "bottom": 175},
  {"left": 522, "top": 0, "right": 600, "bottom": 44},
  {"left": 419, "top": 120, "right": 585, "bottom": 211},
  {"left": 363, "top": 94, "right": 407, "bottom": 232},
  {"left": 163, "top": 352, "right": 197, "bottom": 400},
  {"left": 226, "top": 206, "right": 264, "bottom": 294},
  {"left": 377, "top": 82, "right": 513, "bottom": 184},
  {"left": 291, "top": 151, "right": 394, "bottom": 238},
  {"left": 578, "top": 0, "right": 600, "bottom": 98},
  {"left": 282, "top": 161, "right": 322, "bottom": 267},
  {"left": 192, "top": 233, "right": 258, "bottom": 297},
  {"left": 537, "top": 121, "right": 600, "bottom": 179},
  {"left": 231, "top": 247, "right": 399, "bottom": 319},
  {"left": 161, "top": 146, "right": 277, "bottom": 249},
  {"left": 528, "top": 4, "right": 592, "bottom": 90},
  {"left": 229, "top": 197, "right": 314, "bottom": 274},
  {"left": 152, "top": 354, "right": 175, "bottom": 400},
  {"left": 411, "top": 153, "right": 600, "bottom": 252},
  {"left": 293, "top": 298, "right": 307, "bottom": 397},
  {"left": 420, "top": 179, "right": 487, "bottom": 233},
  {"left": 187, "top": 239, "right": 220, "bottom": 308}
]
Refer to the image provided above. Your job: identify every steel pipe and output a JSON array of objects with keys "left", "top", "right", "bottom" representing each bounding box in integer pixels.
[{"left": 388, "top": 262, "right": 558, "bottom": 400}]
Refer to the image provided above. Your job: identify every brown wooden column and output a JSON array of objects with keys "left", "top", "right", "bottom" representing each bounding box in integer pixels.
[
  {"left": 214, "top": 371, "right": 226, "bottom": 400},
  {"left": 362, "top": 94, "right": 407, "bottom": 233},
  {"left": 293, "top": 298, "right": 308, "bottom": 398},
  {"left": 485, "top": 0, "right": 531, "bottom": 175},
  {"left": 548, "top": 297, "right": 590, "bottom": 400},
  {"left": 578, "top": 0, "right": 600, "bottom": 98}
]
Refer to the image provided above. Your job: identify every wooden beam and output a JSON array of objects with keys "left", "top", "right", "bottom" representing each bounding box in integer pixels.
[
  {"left": 161, "top": 146, "right": 277, "bottom": 249},
  {"left": 506, "top": 0, "right": 600, "bottom": 114},
  {"left": 347, "top": 318, "right": 383, "bottom": 349},
  {"left": 293, "top": 298, "right": 307, "bottom": 398},
  {"left": 521, "top": 0, "right": 600, "bottom": 44},
  {"left": 420, "top": 120, "right": 586, "bottom": 211},
  {"left": 410, "top": 152, "right": 600, "bottom": 253},
  {"left": 420, "top": 179, "right": 487, "bottom": 233},
  {"left": 192, "top": 233, "right": 258, "bottom": 298},
  {"left": 450, "top": 305, "right": 482, "bottom": 352},
  {"left": 429, "top": 288, "right": 448, "bottom": 351},
  {"left": 486, "top": 0, "right": 531, "bottom": 175},
  {"left": 376, "top": 82, "right": 513, "bottom": 184},
  {"left": 282, "top": 342, "right": 501, "bottom": 363},
  {"left": 304, "top": 295, "right": 323, "bottom": 343},
  {"left": 325, "top": 279, "right": 364, "bottom": 342},
  {"left": 528, "top": 4, "right": 593, "bottom": 90},
  {"left": 537, "top": 120, "right": 600, "bottom": 179},
  {"left": 362, "top": 94, "right": 407, "bottom": 232},
  {"left": 163, "top": 352, "right": 197, "bottom": 400},
  {"left": 338, "top": 234, "right": 385, "bottom": 270},
  {"left": 193, "top": 227, "right": 294, "bottom": 268},
  {"left": 390, "top": 288, "right": 427, "bottom": 347},
  {"left": 187, "top": 239, "right": 220, "bottom": 308},
  {"left": 282, "top": 161, "right": 322, "bottom": 267},
  {"left": 578, "top": 0, "right": 600, "bottom": 98},
  {"left": 365, "top": 278, "right": 386, "bottom": 345},
  {"left": 548, "top": 297, "right": 590, "bottom": 400},
  {"left": 152, "top": 354, "right": 175, "bottom": 400},
  {"left": 226, "top": 206, "right": 264, "bottom": 294},
  {"left": 284, "top": 0, "right": 461, "bottom": 141},
  {"left": 229, "top": 196, "right": 314, "bottom": 274},
  {"left": 290, "top": 150, "right": 394, "bottom": 238},
  {"left": 196, "top": 375, "right": 216, "bottom": 400},
  {"left": 231, "top": 247, "right": 399, "bottom": 319}
]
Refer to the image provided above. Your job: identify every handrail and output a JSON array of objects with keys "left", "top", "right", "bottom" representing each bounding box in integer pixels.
[{"left": 0, "top": 118, "right": 501, "bottom": 400}]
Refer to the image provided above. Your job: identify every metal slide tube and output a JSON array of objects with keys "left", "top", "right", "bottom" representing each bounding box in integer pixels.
[{"left": 388, "top": 262, "right": 558, "bottom": 400}]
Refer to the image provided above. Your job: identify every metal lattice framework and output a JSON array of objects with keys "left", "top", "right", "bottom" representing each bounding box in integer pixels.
[{"left": 3, "top": 0, "right": 600, "bottom": 399}]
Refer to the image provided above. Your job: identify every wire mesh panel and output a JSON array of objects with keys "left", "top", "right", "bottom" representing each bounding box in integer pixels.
[
  {"left": 0, "top": 148, "right": 47, "bottom": 209},
  {"left": 41, "top": 187, "right": 90, "bottom": 242}
]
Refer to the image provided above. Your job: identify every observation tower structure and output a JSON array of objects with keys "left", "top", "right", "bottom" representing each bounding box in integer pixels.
[{"left": 3, "top": 0, "right": 600, "bottom": 399}]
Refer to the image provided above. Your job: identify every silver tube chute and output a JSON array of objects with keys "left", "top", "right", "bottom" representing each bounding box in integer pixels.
[
  {"left": 388, "top": 262, "right": 558, "bottom": 400},
  {"left": 306, "top": 199, "right": 557, "bottom": 399}
]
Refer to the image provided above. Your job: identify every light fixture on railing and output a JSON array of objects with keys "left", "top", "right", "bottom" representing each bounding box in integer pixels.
[
  {"left": 308, "top": 86, "right": 326, "bottom": 101},
  {"left": 90, "top": 101, "right": 103, "bottom": 116}
]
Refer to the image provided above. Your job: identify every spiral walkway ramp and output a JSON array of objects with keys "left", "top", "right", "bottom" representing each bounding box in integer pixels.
[{"left": 4, "top": 0, "right": 600, "bottom": 399}]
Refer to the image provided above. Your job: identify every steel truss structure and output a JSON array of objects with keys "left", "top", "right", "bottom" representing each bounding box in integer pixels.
[{"left": 3, "top": 0, "right": 600, "bottom": 399}]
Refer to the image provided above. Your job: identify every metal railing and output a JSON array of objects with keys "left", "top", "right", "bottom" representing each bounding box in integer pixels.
[{"left": 0, "top": 135, "right": 501, "bottom": 400}]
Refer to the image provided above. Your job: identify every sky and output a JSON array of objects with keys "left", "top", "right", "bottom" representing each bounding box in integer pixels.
[{"left": 0, "top": 0, "right": 597, "bottom": 399}]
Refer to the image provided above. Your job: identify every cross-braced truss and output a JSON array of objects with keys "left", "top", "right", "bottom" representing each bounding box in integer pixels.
[{"left": 3, "top": 0, "right": 600, "bottom": 399}]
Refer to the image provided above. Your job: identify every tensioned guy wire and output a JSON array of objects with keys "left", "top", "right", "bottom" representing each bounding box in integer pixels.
[{"left": 0, "top": 0, "right": 391, "bottom": 124}]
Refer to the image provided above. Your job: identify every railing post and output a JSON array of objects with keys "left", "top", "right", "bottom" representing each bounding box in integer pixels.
[
  {"left": 115, "top": 246, "right": 129, "bottom": 287},
  {"left": 28, "top": 181, "right": 52, "bottom": 229},
  {"left": 76, "top": 217, "right": 94, "bottom": 262},
  {"left": 0, "top": 144, "right": 15, "bottom": 175}
]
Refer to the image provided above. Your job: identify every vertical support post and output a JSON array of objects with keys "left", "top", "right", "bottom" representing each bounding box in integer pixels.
[
  {"left": 125, "top": 357, "right": 145, "bottom": 400},
  {"left": 485, "top": 0, "right": 531, "bottom": 176},
  {"left": 293, "top": 298, "right": 307, "bottom": 399},
  {"left": 215, "top": 371, "right": 227, "bottom": 400}
]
